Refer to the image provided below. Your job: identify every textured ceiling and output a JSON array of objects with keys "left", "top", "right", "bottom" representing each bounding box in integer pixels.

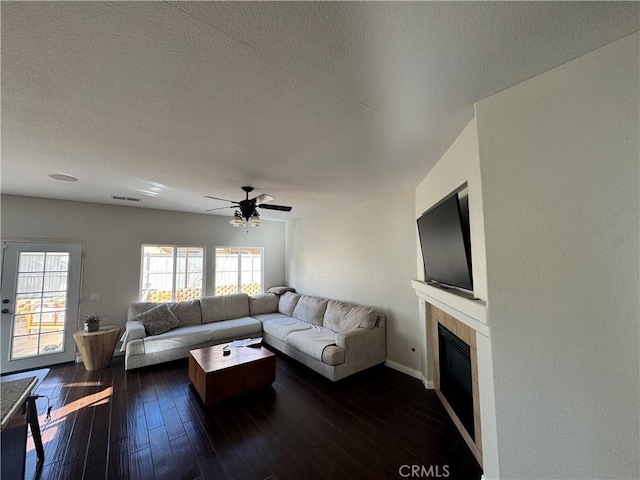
[{"left": 2, "top": 2, "right": 638, "bottom": 220}]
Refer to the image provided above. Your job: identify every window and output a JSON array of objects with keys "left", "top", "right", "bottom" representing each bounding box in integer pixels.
[
  {"left": 140, "top": 245, "right": 204, "bottom": 302},
  {"left": 215, "top": 247, "right": 263, "bottom": 296}
]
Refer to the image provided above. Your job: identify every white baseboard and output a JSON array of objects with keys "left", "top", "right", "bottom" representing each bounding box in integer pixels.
[
  {"left": 384, "top": 359, "right": 434, "bottom": 389},
  {"left": 385, "top": 359, "right": 421, "bottom": 378},
  {"left": 422, "top": 377, "right": 434, "bottom": 389}
]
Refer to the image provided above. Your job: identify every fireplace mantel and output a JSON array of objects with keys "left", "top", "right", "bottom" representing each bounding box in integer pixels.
[{"left": 412, "top": 279, "right": 488, "bottom": 336}]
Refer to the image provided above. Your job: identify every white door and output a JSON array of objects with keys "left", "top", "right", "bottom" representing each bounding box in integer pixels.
[{"left": 1, "top": 242, "right": 83, "bottom": 373}]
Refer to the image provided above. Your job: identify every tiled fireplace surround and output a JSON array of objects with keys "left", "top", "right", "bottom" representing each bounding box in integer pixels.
[{"left": 430, "top": 305, "right": 482, "bottom": 467}]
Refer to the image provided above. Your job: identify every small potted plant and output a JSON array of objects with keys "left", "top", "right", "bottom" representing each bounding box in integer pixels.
[{"left": 83, "top": 314, "right": 106, "bottom": 332}]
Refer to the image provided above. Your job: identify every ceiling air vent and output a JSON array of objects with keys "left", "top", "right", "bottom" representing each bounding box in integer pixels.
[{"left": 111, "top": 195, "right": 140, "bottom": 202}]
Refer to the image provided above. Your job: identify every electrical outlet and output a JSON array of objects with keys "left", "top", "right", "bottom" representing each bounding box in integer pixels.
[{"left": 90, "top": 293, "right": 101, "bottom": 301}]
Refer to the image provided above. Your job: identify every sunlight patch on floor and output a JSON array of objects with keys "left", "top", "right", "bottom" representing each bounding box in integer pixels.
[{"left": 26, "top": 386, "right": 113, "bottom": 454}]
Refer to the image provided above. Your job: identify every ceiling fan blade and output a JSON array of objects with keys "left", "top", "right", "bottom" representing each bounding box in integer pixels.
[
  {"left": 205, "top": 206, "right": 235, "bottom": 212},
  {"left": 204, "top": 195, "right": 238, "bottom": 204},
  {"left": 253, "top": 193, "right": 274, "bottom": 205},
  {"left": 258, "top": 204, "right": 292, "bottom": 212}
]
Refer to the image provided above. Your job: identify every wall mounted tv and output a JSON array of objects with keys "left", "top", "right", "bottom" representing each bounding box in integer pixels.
[{"left": 417, "top": 191, "right": 473, "bottom": 292}]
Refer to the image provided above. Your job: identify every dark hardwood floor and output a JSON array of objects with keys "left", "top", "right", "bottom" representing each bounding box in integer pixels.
[{"left": 23, "top": 350, "right": 482, "bottom": 480}]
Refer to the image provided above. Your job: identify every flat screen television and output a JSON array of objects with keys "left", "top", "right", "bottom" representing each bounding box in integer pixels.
[{"left": 417, "top": 192, "right": 473, "bottom": 292}]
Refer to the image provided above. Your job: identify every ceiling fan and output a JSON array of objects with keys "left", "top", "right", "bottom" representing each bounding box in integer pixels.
[{"left": 204, "top": 186, "right": 292, "bottom": 227}]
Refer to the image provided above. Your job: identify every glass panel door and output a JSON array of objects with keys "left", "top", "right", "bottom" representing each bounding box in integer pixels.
[{"left": 1, "top": 242, "right": 82, "bottom": 373}]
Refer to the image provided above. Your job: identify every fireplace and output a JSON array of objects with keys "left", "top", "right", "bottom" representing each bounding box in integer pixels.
[
  {"left": 430, "top": 305, "right": 482, "bottom": 466},
  {"left": 438, "top": 323, "right": 474, "bottom": 438}
]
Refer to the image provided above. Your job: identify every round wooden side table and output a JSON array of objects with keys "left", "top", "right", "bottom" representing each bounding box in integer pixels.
[{"left": 73, "top": 325, "right": 122, "bottom": 371}]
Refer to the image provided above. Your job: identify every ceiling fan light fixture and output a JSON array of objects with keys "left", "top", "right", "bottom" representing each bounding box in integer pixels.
[
  {"left": 229, "top": 211, "right": 245, "bottom": 227},
  {"left": 249, "top": 211, "right": 262, "bottom": 227},
  {"left": 206, "top": 186, "right": 291, "bottom": 231}
]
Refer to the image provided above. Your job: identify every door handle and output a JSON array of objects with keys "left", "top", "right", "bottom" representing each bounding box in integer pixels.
[
  {"left": 1, "top": 309, "right": 12, "bottom": 314},
  {"left": 2, "top": 299, "right": 9, "bottom": 304}
]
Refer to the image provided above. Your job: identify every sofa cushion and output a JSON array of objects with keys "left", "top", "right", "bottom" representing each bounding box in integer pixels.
[
  {"left": 142, "top": 324, "right": 215, "bottom": 354},
  {"left": 322, "top": 346, "right": 346, "bottom": 366},
  {"left": 292, "top": 295, "right": 329, "bottom": 326},
  {"left": 252, "top": 312, "right": 292, "bottom": 325},
  {"left": 128, "top": 300, "right": 202, "bottom": 326},
  {"left": 278, "top": 292, "right": 301, "bottom": 316},
  {"left": 286, "top": 325, "right": 344, "bottom": 366},
  {"left": 201, "top": 294, "right": 249, "bottom": 323},
  {"left": 200, "top": 316, "right": 261, "bottom": 341},
  {"left": 262, "top": 317, "right": 312, "bottom": 342},
  {"left": 249, "top": 293, "right": 279, "bottom": 316},
  {"left": 169, "top": 300, "right": 202, "bottom": 326},
  {"left": 141, "top": 317, "right": 261, "bottom": 354},
  {"left": 323, "top": 300, "right": 377, "bottom": 333},
  {"left": 136, "top": 303, "right": 180, "bottom": 336}
]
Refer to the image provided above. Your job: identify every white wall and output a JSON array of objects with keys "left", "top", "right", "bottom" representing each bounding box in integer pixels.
[
  {"left": 286, "top": 189, "right": 423, "bottom": 373},
  {"left": 476, "top": 32, "right": 639, "bottom": 479},
  {"left": 1, "top": 195, "right": 286, "bottom": 333}
]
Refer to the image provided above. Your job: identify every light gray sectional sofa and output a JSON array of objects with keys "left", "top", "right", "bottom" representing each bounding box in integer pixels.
[{"left": 121, "top": 291, "right": 386, "bottom": 381}]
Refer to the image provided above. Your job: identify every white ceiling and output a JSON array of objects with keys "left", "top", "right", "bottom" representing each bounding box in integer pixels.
[{"left": 2, "top": 2, "right": 638, "bottom": 220}]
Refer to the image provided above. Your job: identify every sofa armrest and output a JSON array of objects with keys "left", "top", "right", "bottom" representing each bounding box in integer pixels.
[
  {"left": 120, "top": 320, "right": 147, "bottom": 353},
  {"left": 335, "top": 326, "right": 386, "bottom": 371},
  {"left": 335, "top": 328, "right": 369, "bottom": 349}
]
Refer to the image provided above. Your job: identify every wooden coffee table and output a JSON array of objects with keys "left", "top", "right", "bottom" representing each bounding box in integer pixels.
[{"left": 188, "top": 344, "right": 276, "bottom": 406}]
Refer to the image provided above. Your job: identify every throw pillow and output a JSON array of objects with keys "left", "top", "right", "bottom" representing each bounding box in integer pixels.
[
  {"left": 136, "top": 303, "right": 180, "bottom": 336},
  {"left": 267, "top": 286, "right": 296, "bottom": 295}
]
